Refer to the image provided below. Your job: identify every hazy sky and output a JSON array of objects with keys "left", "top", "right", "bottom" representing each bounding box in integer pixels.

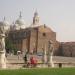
[{"left": 0, "top": 0, "right": 75, "bottom": 42}]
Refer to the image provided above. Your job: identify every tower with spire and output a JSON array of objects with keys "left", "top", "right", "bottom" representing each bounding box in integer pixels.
[{"left": 33, "top": 10, "right": 40, "bottom": 25}]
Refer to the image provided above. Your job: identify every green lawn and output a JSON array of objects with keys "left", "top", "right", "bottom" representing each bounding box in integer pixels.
[{"left": 0, "top": 68, "right": 75, "bottom": 75}]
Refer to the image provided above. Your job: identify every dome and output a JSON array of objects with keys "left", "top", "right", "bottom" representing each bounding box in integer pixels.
[
  {"left": 15, "top": 18, "right": 25, "bottom": 25},
  {"left": 0, "top": 17, "right": 10, "bottom": 31},
  {"left": 0, "top": 17, "right": 10, "bottom": 26},
  {"left": 3, "top": 20, "right": 10, "bottom": 26},
  {"left": 15, "top": 12, "right": 25, "bottom": 25}
]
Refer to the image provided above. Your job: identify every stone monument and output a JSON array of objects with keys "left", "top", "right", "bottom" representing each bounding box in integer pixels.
[
  {"left": 47, "top": 40, "right": 54, "bottom": 67},
  {"left": 0, "top": 21, "right": 7, "bottom": 69},
  {"left": 0, "top": 17, "right": 9, "bottom": 69}
]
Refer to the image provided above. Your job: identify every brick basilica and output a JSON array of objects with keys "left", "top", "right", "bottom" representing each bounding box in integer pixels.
[
  {"left": 7, "top": 11, "right": 59, "bottom": 55},
  {"left": 0, "top": 11, "right": 75, "bottom": 56}
]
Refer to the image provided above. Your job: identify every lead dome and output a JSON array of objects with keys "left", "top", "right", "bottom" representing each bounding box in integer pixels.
[
  {"left": 0, "top": 17, "right": 10, "bottom": 31},
  {"left": 15, "top": 12, "right": 25, "bottom": 25},
  {"left": 0, "top": 17, "right": 10, "bottom": 26}
]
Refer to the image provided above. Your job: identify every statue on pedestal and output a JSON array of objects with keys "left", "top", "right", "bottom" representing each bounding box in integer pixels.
[
  {"left": 0, "top": 25, "right": 6, "bottom": 69},
  {"left": 0, "top": 17, "right": 10, "bottom": 69},
  {"left": 47, "top": 40, "right": 54, "bottom": 67}
]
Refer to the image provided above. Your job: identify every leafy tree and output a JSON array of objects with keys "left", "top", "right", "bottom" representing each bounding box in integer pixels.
[{"left": 5, "top": 37, "right": 17, "bottom": 54}]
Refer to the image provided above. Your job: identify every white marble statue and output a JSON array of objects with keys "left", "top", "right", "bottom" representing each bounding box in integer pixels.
[
  {"left": 47, "top": 40, "right": 54, "bottom": 67},
  {"left": 0, "top": 25, "right": 6, "bottom": 68}
]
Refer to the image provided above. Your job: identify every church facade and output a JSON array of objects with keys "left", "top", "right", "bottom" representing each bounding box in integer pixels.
[
  {"left": 7, "top": 11, "right": 59, "bottom": 54},
  {"left": 1, "top": 11, "right": 75, "bottom": 56}
]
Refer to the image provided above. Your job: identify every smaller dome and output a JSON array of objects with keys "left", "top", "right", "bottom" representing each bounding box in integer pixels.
[
  {"left": 3, "top": 20, "right": 10, "bottom": 26},
  {"left": 0, "top": 17, "right": 10, "bottom": 26},
  {"left": 0, "top": 17, "right": 10, "bottom": 31}
]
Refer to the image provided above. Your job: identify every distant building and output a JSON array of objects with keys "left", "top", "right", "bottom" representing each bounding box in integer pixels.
[{"left": 58, "top": 42, "right": 75, "bottom": 57}]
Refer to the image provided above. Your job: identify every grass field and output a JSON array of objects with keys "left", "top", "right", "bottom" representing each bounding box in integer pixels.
[{"left": 0, "top": 68, "right": 75, "bottom": 75}]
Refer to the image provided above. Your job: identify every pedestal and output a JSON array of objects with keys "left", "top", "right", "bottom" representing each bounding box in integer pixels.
[
  {"left": 0, "top": 33, "right": 6, "bottom": 69},
  {"left": 49, "top": 55, "right": 54, "bottom": 67},
  {"left": 47, "top": 40, "right": 54, "bottom": 67},
  {"left": 47, "top": 52, "right": 54, "bottom": 67},
  {"left": 0, "top": 51, "right": 6, "bottom": 69}
]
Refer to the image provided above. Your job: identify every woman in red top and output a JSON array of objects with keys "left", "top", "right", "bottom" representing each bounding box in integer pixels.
[{"left": 30, "top": 56, "right": 37, "bottom": 67}]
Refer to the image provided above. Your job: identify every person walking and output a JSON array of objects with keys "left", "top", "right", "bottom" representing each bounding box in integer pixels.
[
  {"left": 24, "top": 54, "right": 27, "bottom": 64},
  {"left": 23, "top": 54, "right": 27, "bottom": 67}
]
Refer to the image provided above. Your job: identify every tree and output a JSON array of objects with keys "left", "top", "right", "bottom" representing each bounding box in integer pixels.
[{"left": 5, "top": 37, "right": 17, "bottom": 54}]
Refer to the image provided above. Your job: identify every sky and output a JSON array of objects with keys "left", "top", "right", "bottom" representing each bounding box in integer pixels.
[{"left": 0, "top": 0, "right": 75, "bottom": 42}]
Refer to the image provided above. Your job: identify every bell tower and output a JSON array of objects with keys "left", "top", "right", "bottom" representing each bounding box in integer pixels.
[{"left": 33, "top": 10, "right": 39, "bottom": 25}]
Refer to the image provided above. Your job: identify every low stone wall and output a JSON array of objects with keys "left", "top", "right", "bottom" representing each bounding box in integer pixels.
[
  {"left": 55, "top": 62, "right": 75, "bottom": 68},
  {"left": 6, "top": 62, "right": 75, "bottom": 69},
  {"left": 2, "top": 55, "right": 75, "bottom": 69}
]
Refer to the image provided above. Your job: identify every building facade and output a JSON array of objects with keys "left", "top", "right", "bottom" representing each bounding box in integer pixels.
[
  {"left": 1, "top": 11, "right": 75, "bottom": 56},
  {"left": 6, "top": 11, "right": 59, "bottom": 54}
]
